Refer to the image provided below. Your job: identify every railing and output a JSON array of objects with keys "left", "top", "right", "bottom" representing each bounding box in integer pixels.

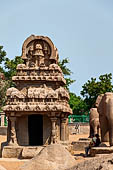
[
  {"left": 0, "top": 111, "right": 8, "bottom": 126},
  {"left": 68, "top": 115, "right": 89, "bottom": 123}
]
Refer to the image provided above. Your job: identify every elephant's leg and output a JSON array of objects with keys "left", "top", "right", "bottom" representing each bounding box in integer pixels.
[
  {"left": 89, "top": 125, "right": 94, "bottom": 137},
  {"left": 100, "top": 116, "right": 109, "bottom": 142},
  {"left": 109, "top": 121, "right": 113, "bottom": 146},
  {"left": 97, "top": 126, "right": 100, "bottom": 136},
  {"left": 107, "top": 98, "right": 113, "bottom": 146},
  {"left": 93, "top": 120, "right": 99, "bottom": 135},
  {"left": 93, "top": 126, "right": 97, "bottom": 135}
]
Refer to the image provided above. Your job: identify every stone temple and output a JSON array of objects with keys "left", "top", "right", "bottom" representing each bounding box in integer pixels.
[{"left": 3, "top": 35, "right": 72, "bottom": 148}]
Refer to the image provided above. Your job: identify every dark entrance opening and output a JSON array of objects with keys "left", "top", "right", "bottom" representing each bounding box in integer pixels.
[{"left": 28, "top": 114, "right": 43, "bottom": 146}]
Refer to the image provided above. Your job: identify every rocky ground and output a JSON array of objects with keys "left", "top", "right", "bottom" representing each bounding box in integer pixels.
[
  {"left": 0, "top": 134, "right": 88, "bottom": 170},
  {"left": 0, "top": 134, "right": 112, "bottom": 170},
  {"left": 68, "top": 153, "right": 113, "bottom": 170}
]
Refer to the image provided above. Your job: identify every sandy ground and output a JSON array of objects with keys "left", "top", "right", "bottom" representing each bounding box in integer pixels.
[
  {"left": 0, "top": 135, "right": 28, "bottom": 170},
  {"left": 0, "top": 134, "right": 89, "bottom": 170},
  {"left": 0, "top": 158, "right": 28, "bottom": 170},
  {"left": 69, "top": 133, "right": 89, "bottom": 142}
]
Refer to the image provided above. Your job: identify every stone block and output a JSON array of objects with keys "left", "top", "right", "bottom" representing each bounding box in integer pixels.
[
  {"left": 0, "top": 127, "right": 7, "bottom": 135},
  {"left": 22, "top": 146, "right": 44, "bottom": 159},
  {"left": 90, "top": 146, "right": 113, "bottom": 157},
  {"left": 2, "top": 146, "right": 23, "bottom": 158},
  {"left": 72, "top": 140, "right": 90, "bottom": 151},
  {"left": 2, "top": 146, "right": 44, "bottom": 159}
]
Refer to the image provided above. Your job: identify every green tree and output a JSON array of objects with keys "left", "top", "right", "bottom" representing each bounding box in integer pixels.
[
  {"left": 0, "top": 45, "right": 23, "bottom": 80},
  {"left": 0, "top": 46, "right": 10, "bottom": 108},
  {"left": 0, "top": 46, "right": 6, "bottom": 72},
  {"left": 4, "top": 56, "right": 23, "bottom": 80},
  {"left": 0, "top": 46, "right": 6, "bottom": 64},
  {"left": 69, "top": 92, "right": 88, "bottom": 115},
  {"left": 80, "top": 73, "right": 113, "bottom": 109},
  {"left": 0, "top": 78, "right": 10, "bottom": 108},
  {"left": 0, "top": 46, "right": 23, "bottom": 108},
  {"left": 58, "top": 58, "right": 75, "bottom": 90}
]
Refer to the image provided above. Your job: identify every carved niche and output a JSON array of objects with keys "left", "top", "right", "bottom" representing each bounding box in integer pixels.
[{"left": 26, "top": 40, "right": 51, "bottom": 67}]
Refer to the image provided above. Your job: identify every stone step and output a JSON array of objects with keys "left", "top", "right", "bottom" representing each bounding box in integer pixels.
[{"left": 90, "top": 146, "right": 113, "bottom": 157}]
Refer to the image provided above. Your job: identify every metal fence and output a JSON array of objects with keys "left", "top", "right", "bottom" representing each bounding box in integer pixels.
[{"left": 68, "top": 115, "right": 89, "bottom": 123}]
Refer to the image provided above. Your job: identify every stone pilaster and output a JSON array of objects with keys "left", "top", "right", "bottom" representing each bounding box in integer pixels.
[
  {"left": 61, "top": 118, "right": 67, "bottom": 141},
  {"left": 1, "top": 112, "right": 5, "bottom": 126},
  {"left": 65, "top": 118, "right": 69, "bottom": 141},
  {"left": 8, "top": 117, "right": 18, "bottom": 146},
  {"left": 50, "top": 117, "right": 57, "bottom": 144}
]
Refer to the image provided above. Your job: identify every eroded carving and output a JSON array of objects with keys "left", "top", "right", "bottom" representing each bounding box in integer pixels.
[{"left": 6, "top": 87, "right": 25, "bottom": 98}]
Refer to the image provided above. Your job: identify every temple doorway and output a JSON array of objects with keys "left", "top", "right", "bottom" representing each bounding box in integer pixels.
[{"left": 28, "top": 114, "right": 43, "bottom": 146}]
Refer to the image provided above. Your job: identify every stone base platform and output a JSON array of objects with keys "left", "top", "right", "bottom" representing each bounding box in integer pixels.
[
  {"left": 2, "top": 142, "right": 73, "bottom": 159},
  {"left": 90, "top": 146, "right": 113, "bottom": 157},
  {"left": 0, "top": 127, "right": 7, "bottom": 135},
  {"left": 2, "top": 141, "right": 75, "bottom": 159},
  {"left": 2, "top": 146, "right": 44, "bottom": 159},
  {"left": 72, "top": 140, "right": 90, "bottom": 151}
]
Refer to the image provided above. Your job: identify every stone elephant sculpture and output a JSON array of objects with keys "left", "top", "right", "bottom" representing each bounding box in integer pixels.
[
  {"left": 89, "top": 108, "right": 100, "bottom": 137},
  {"left": 96, "top": 92, "right": 113, "bottom": 146},
  {"left": 6, "top": 87, "right": 25, "bottom": 98}
]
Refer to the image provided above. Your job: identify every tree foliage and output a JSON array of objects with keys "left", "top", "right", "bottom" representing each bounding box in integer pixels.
[
  {"left": 0, "top": 46, "right": 23, "bottom": 108},
  {"left": 58, "top": 58, "right": 75, "bottom": 90},
  {"left": 80, "top": 73, "right": 113, "bottom": 109},
  {"left": 0, "top": 45, "right": 23, "bottom": 80},
  {"left": 0, "top": 46, "right": 6, "bottom": 73},
  {"left": 0, "top": 46, "right": 6, "bottom": 64},
  {"left": 0, "top": 46, "right": 10, "bottom": 107},
  {"left": 69, "top": 92, "right": 88, "bottom": 115},
  {"left": 0, "top": 79, "right": 10, "bottom": 108},
  {"left": 4, "top": 56, "right": 23, "bottom": 80}
]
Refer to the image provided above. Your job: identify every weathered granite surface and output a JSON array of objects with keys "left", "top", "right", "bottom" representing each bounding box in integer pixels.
[
  {"left": 2, "top": 146, "right": 44, "bottom": 158},
  {"left": 68, "top": 153, "right": 113, "bottom": 170},
  {"left": 72, "top": 141, "right": 90, "bottom": 151},
  {"left": 22, "top": 146, "right": 44, "bottom": 159},
  {"left": 0, "top": 165, "right": 6, "bottom": 170},
  {"left": 19, "top": 144, "right": 76, "bottom": 170}
]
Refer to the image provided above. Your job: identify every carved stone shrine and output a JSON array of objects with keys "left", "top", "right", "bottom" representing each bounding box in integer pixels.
[{"left": 3, "top": 35, "right": 72, "bottom": 147}]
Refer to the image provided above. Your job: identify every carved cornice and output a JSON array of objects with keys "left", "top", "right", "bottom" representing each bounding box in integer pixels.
[
  {"left": 3, "top": 104, "right": 72, "bottom": 114},
  {"left": 12, "top": 76, "right": 66, "bottom": 84}
]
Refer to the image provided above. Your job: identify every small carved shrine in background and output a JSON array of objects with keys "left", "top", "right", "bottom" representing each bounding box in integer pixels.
[{"left": 3, "top": 35, "right": 72, "bottom": 147}]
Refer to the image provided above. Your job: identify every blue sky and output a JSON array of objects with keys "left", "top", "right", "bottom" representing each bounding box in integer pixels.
[{"left": 0, "top": 0, "right": 113, "bottom": 96}]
